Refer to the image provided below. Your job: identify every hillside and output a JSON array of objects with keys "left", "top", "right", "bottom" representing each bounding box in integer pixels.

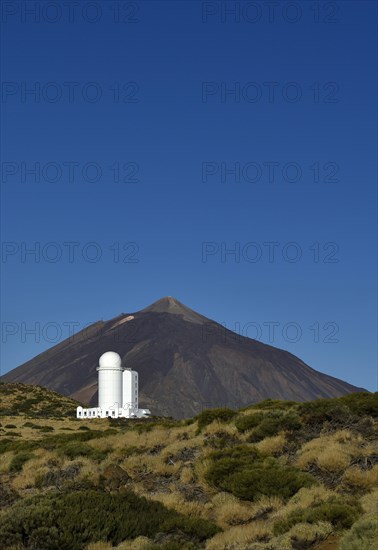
[
  {"left": 1, "top": 297, "right": 365, "bottom": 418},
  {"left": 0, "top": 382, "right": 81, "bottom": 418},
  {"left": 0, "top": 384, "right": 377, "bottom": 550}
]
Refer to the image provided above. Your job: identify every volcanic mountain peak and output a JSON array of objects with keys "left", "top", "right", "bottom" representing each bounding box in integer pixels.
[
  {"left": 143, "top": 296, "right": 182, "bottom": 311},
  {"left": 140, "top": 296, "right": 207, "bottom": 324},
  {"left": 1, "top": 297, "right": 365, "bottom": 418}
]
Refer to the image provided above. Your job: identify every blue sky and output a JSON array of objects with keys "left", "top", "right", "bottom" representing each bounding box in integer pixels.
[{"left": 1, "top": 0, "right": 377, "bottom": 391}]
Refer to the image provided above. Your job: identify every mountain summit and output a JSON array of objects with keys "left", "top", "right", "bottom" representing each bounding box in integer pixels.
[
  {"left": 1, "top": 297, "right": 364, "bottom": 417},
  {"left": 140, "top": 296, "right": 208, "bottom": 324}
]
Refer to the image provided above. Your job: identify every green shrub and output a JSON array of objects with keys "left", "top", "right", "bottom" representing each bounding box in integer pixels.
[
  {"left": 39, "top": 428, "right": 116, "bottom": 450},
  {"left": 35, "top": 463, "right": 82, "bottom": 489},
  {"left": 9, "top": 452, "right": 35, "bottom": 473},
  {"left": 339, "top": 392, "right": 378, "bottom": 418},
  {"left": 339, "top": 515, "right": 378, "bottom": 550},
  {"left": 204, "top": 429, "right": 240, "bottom": 449},
  {"left": 57, "top": 441, "right": 108, "bottom": 461},
  {"left": 244, "top": 399, "right": 298, "bottom": 411},
  {"left": 235, "top": 413, "right": 265, "bottom": 433},
  {"left": 248, "top": 411, "right": 302, "bottom": 442},
  {"left": 274, "top": 498, "right": 361, "bottom": 535},
  {"left": 162, "top": 515, "right": 220, "bottom": 540},
  {"left": 298, "top": 399, "right": 351, "bottom": 427},
  {"left": 0, "top": 483, "right": 19, "bottom": 509},
  {"left": 4, "top": 424, "right": 17, "bottom": 429},
  {"left": 196, "top": 408, "right": 237, "bottom": 431},
  {"left": 205, "top": 445, "right": 315, "bottom": 501},
  {"left": 0, "top": 427, "right": 116, "bottom": 454},
  {"left": 235, "top": 410, "right": 302, "bottom": 439},
  {"left": 38, "top": 425, "right": 54, "bottom": 433},
  {"left": 0, "top": 489, "right": 220, "bottom": 549}
]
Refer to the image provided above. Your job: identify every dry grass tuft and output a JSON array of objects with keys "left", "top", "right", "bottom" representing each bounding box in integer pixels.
[
  {"left": 316, "top": 447, "right": 350, "bottom": 472},
  {"left": 10, "top": 450, "right": 57, "bottom": 490},
  {"left": 122, "top": 452, "right": 181, "bottom": 477},
  {"left": 147, "top": 491, "right": 211, "bottom": 519},
  {"left": 257, "top": 521, "right": 333, "bottom": 550},
  {"left": 194, "top": 457, "right": 213, "bottom": 485},
  {"left": 256, "top": 434, "right": 286, "bottom": 456},
  {"left": 0, "top": 452, "right": 14, "bottom": 473},
  {"left": 180, "top": 465, "right": 195, "bottom": 484},
  {"left": 341, "top": 466, "right": 378, "bottom": 492},
  {"left": 76, "top": 457, "right": 101, "bottom": 485},
  {"left": 204, "top": 420, "right": 239, "bottom": 436},
  {"left": 205, "top": 520, "right": 272, "bottom": 549},
  {"left": 215, "top": 502, "right": 253, "bottom": 528},
  {"left": 210, "top": 493, "right": 282, "bottom": 529},
  {"left": 288, "top": 520, "right": 333, "bottom": 541},
  {"left": 160, "top": 437, "right": 200, "bottom": 461},
  {"left": 272, "top": 486, "right": 333, "bottom": 521},
  {"left": 333, "top": 429, "right": 355, "bottom": 443},
  {"left": 295, "top": 430, "right": 367, "bottom": 472},
  {"left": 360, "top": 489, "right": 378, "bottom": 515}
]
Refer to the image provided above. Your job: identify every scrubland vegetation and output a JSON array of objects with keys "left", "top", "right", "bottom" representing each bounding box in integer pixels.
[{"left": 0, "top": 382, "right": 377, "bottom": 549}]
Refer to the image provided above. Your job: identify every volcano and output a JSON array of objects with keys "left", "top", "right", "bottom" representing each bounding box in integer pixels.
[{"left": 1, "top": 297, "right": 364, "bottom": 418}]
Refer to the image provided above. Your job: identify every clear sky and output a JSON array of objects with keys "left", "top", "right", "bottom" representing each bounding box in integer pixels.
[{"left": 1, "top": 0, "right": 377, "bottom": 391}]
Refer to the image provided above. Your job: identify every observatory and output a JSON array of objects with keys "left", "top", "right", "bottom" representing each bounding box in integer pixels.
[{"left": 76, "top": 352, "right": 151, "bottom": 419}]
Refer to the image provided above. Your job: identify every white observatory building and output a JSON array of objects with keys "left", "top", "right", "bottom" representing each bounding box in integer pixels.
[{"left": 76, "top": 351, "right": 151, "bottom": 419}]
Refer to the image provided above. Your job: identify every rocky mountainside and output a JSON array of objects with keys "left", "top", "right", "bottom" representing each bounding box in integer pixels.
[{"left": 1, "top": 297, "right": 364, "bottom": 418}]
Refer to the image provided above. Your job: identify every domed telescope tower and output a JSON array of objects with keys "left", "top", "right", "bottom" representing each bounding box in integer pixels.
[
  {"left": 76, "top": 351, "right": 151, "bottom": 419},
  {"left": 97, "top": 351, "right": 123, "bottom": 410}
]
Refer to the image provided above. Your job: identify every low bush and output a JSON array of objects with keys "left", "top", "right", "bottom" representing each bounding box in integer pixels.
[
  {"left": 8, "top": 451, "right": 36, "bottom": 473},
  {"left": 57, "top": 441, "right": 108, "bottom": 461},
  {"left": 234, "top": 413, "right": 265, "bottom": 433},
  {"left": 0, "top": 483, "right": 19, "bottom": 509},
  {"left": 235, "top": 410, "right": 302, "bottom": 440},
  {"left": 0, "top": 428, "right": 116, "bottom": 454},
  {"left": 339, "top": 515, "right": 378, "bottom": 550},
  {"left": 35, "top": 463, "right": 82, "bottom": 489},
  {"left": 338, "top": 392, "right": 378, "bottom": 418},
  {"left": 162, "top": 515, "right": 220, "bottom": 540},
  {"left": 204, "top": 430, "right": 240, "bottom": 449},
  {"left": 0, "top": 489, "right": 220, "bottom": 549},
  {"left": 196, "top": 408, "right": 237, "bottom": 431},
  {"left": 245, "top": 399, "right": 298, "bottom": 411},
  {"left": 273, "top": 498, "right": 361, "bottom": 535},
  {"left": 286, "top": 520, "right": 333, "bottom": 547},
  {"left": 250, "top": 412, "right": 301, "bottom": 442},
  {"left": 298, "top": 399, "right": 352, "bottom": 428},
  {"left": 205, "top": 445, "right": 315, "bottom": 501}
]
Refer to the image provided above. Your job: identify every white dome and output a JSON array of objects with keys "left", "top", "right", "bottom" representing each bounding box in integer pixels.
[{"left": 98, "top": 351, "right": 122, "bottom": 369}]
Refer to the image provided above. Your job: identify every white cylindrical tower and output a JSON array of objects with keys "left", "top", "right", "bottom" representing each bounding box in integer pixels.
[{"left": 97, "top": 351, "right": 123, "bottom": 410}]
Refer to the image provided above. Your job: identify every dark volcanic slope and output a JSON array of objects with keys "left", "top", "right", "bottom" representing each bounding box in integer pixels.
[{"left": 1, "top": 297, "right": 364, "bottom": 418}]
